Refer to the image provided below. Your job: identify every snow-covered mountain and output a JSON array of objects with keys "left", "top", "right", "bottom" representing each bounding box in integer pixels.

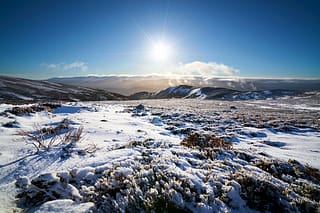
[
  {"left": 129, "top": 85, "right": 301, "bottom": 100},
  {"left": 48, "top": 75, "right": 320, "bottom": 95},
  {"left": 153, "top": 85, "right": 194, "bottom": 98},
  {"left": 0, "top": 76, "right": 312, "bottom": 102},
  {"left": 0, "top": 76, "right": 126, "bottom": 103}
]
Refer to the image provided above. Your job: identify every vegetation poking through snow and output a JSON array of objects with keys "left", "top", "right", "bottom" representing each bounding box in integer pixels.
[
  {"left": 181, "top": 132, "right": 232, "bottom": 150},
  {"left": 61, "top": 125, "right": 84, "bottom": 144},
  {"left": 16, "top": 119, "right": 84, "bottom": 152},
  {"left": 234, "top": 171, "right": 320, "bottom": 212},
  {"left": 6, "top": 103, "right": 61, "bottom": 116},
  {"left": 234, "top": 171, "right": 293, "bottom": 212},
  {"left": 3, "top": 100, "right": 319, "bottom": 212},
  {"left": 254, "top": 158, "right": 320, "bottom": 184},
  {"left": 15, "top": 138, "right": 320, "bottom": 212},
  {"left": 15, "top": 174, "right": 82, "bottom": 208}
]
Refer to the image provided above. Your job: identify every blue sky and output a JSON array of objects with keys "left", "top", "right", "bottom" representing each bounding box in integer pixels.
[{"left": 0, "top": 0, "right": 319, "bottom": 79}]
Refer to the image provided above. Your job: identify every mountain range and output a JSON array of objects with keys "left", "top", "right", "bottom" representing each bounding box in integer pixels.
[
  {"left": 1, "top": 75, "right": 318, "bottom": 103},
  {"left": 0, "top": 76, "right": 126, "bottom": 103},
  {"left": 128, "top": 85, "right": 300, "bottom": 100},
  {"left": 48, "top": 75, "right": 320, "bottom": 95}
]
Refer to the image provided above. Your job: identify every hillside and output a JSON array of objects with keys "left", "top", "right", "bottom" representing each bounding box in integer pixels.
[
  {"left": 0, "top": 76, "right": 312, "bottom": 102},
  {"left": 49, "top": 76, "right": 320, "bottom": 96},
  {"left": 129, "top": 85, "right": 301, "bottom": 100},
  {"left": 0, "top": 76, "right": 126, "bottom": 103}
]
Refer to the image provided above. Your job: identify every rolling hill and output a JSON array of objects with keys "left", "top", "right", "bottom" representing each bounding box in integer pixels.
[
  {"left": 0, "top": 76, "right": 126, "bottom": 103},
  {"left": 129, "top": 85, "right": 300, "bottom": 100}
]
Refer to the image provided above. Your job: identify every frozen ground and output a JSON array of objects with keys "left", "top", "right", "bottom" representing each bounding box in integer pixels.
[{"left": 0, "top": 98, "right": 319, "bottom": 212}]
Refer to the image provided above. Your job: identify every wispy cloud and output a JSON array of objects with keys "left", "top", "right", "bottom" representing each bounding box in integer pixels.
[
  {"left": 41, "top": 61, "right": 88, "bottom": 72},
  {"left": 176, "top": 61, "right": 239, "bottom": 76},
  {"left": 63, "top": 61, "right": 88, "bottom": 71}
]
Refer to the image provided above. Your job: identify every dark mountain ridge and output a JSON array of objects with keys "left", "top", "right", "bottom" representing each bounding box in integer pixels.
[
  {"left": 1, "top": 76, "right": 315, "bottom": 103},
  {"left": 48, "top": 76, "right": 320, "bottom": 95},
  {"left": 0, "top": 76, "right": 126, "bottom": 103},
  {"left": 129, "top": 85, "right": 302, "bottom": 100}
]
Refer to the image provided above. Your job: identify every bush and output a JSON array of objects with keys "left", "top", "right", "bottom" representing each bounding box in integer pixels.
[
  {"left": 181, "top": 132, "right": 232, "bottom": 150},
  {"left": 234, "top": 171, "right": 320, "bottom": 212},
  {"left": 234, "top": 172, "right": 293, "bottom": 212},
  {"left": 7, "top": 103, "right": 60, "bottom": 116},
  {"left": 17, "top": 119, "right": 83, "bottom": 152}
]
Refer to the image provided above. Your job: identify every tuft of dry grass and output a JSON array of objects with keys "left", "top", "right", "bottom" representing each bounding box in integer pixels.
[
  {"left": 16, "top": 124, "right": 57, "bottom": 152},
  {"left": 181, "top": 132, "right": 232, "bottom": 150},
  {"left": 61, "top": 126, "right": 84, "bottom": 144},
  {"left": 234, "top": 172, "right": 292, "bottom": 212},
  {"left": 7, "top": 103, "right": 60, "bottom": 116},
  {"left": 17, "top": 121, "right": 84, "bottom": 152}
]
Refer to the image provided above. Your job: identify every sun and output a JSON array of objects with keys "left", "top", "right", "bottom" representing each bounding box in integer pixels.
[{"left": 151, "top": 41, "right": 172, "bottom": 61}]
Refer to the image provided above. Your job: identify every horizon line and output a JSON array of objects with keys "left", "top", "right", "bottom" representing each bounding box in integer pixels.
[{"left": 1, "top": 73, "right": 320, "bottom": 81}]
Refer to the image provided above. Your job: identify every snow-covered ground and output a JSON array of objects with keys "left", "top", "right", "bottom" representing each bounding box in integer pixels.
[
  {"left": 234, "top": 126, "right": 320, "bottom": 168},
  {"left": 0, "top": 103, "right": 180, "bottom": 212},
  {"left": 0, "top": 99, "right": 319, "bottom": 212}
]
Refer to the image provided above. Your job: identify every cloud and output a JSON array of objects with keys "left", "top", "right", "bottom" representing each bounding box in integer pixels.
[
  {"left": 42, "top": 61, "right": 88, "bottom": 72},
  {"left": 176, "top": 61, "right": 239, "bottom": 76},
  {"left": 63, "top": 61, "right": 88, "bottom": 71},
  {"left": 47, "top": 64, "right": 59, "bottom": 69}
]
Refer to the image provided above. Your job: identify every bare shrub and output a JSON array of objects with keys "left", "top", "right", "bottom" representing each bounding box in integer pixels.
[
  {"left": 9, "top": 107, "right": 35, "bottom": 115},
  {"left": 83, "top": 143, "right": 97, "bottom": 154},
  {"left": 234, "top": 172, "right": 292, "bottom": 212},
  {"left": 181, "top": 132, "right": 232, "bottom": 150},
  {"left": 7, "top": 104, "right": 59, "bottom": 116},
  {"left": 16, "top": 124, "right": 58, "bottom": 152},
  {"left": 61, "top": 126, "right": 84, "bottom": 144},
  {"left": 17, "top": 121, "right": 84, "bottom": 152},
  {"left": 234, "top": 172, "right": 320, "bottom": 212}
]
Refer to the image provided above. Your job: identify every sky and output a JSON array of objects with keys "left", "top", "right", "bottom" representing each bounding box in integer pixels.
[{"left": 0, "top": 0, "right": 319, "bottom": 79}]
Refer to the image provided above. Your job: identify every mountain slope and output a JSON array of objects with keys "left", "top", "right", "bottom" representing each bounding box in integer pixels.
[
  {"left": 153, "top": 85, "right": 194, "bottom": 99},
  {"left": 0, "top": 76, "right": 126, "bottom": 103},
  {"left": 129, "top": 85, "right": 301, "bottom": 100},
  {"left": 48, "top": 76, "right": 320, "bottom": 95}
]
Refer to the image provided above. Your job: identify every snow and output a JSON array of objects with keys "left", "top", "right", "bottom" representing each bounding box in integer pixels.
[
  {"left": 53, "top": 106, "right": 84, "bottom": 114},
  {"left": 0, "top": 102, "right": 181, "bottom": 212},
  {"left": 188, "top": 88, "right": 207, "bottom": 99},
  {"left": 32, "top": 199, "right": 94, "bottom": 213},
  {"left": 1, "top": 91, "right": 34, "bottom": 100},
  {"left": 0, "top": 99, "right": 319, "bottom": 212},
  {"left": 250, "top": 99, "right": 320, "bottom": 111},
  {"left": 235, "top": 126, "right": 320, "bottom": 168}
]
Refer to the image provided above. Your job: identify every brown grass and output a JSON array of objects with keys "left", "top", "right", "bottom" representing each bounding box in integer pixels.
[
  {"left": 17, "top": 124, "right": 84, "bottom": 152},
  {"left": 181, "top": 132, "right": 232, "bottom": 150},
  {"left": 61, "top": 126, "right": 84, "bottom": 144}
]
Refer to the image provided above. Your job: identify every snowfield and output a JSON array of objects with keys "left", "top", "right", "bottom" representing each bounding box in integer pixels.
[{"left": 0, "top": 98, "right": 319, "bottom": 212}]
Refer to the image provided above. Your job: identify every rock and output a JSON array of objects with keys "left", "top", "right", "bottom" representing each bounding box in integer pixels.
[
  {"left": 135, "top": 104, "right": 145, "bottom": 112},
  {"left": 2, "top": 120, "right": 20, "bottom": 128},
  {"left": 31, "top": 173, "right": 59, "bottom": 188},
  {"left": 16, "top": 173, "right": 82, "bottom": 207},
  {"left": 151, "top": 117, "right": 162, "bottom": 126},
  {"left": 15, "top": 176, "right": 29, "bottom": 188},
  {"left": 230, "top": 106, "right": 237, "bottom": 110}
]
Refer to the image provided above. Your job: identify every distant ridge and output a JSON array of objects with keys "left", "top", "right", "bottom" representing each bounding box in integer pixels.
[
  {"left": 1, "top": 76, "right": 317, "bottom": 103},
  {"left": 129, "top": 85, "right": 302, "bottom": 100},
  {"left": 49, "top": 75, "right": 320, "bottom": 96},
  {"left": 0, "top": 76, "right": 126, "bottom": 103}
]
